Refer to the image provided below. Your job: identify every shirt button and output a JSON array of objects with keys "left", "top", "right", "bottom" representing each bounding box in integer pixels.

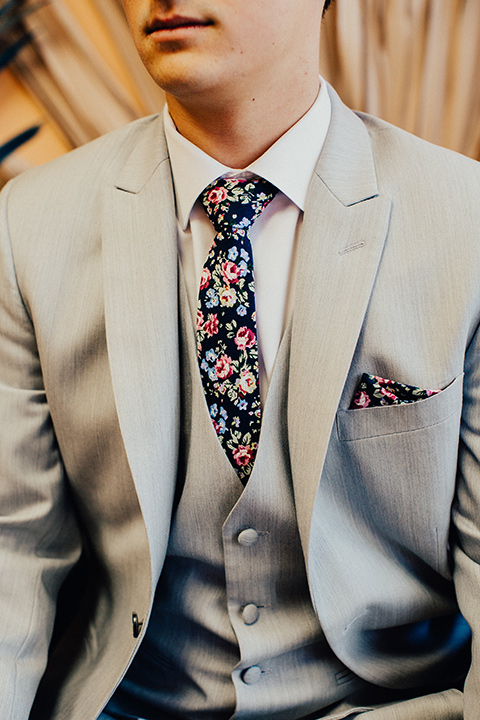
[
  {"left": 242, "top": 603, "right": 260, "bottom": 625},
  {"left": 238, "top": 528, "right": 259, "bottom": 547},
  {"left": 241, "top": 666, "right": 262, "bottom": 685}
]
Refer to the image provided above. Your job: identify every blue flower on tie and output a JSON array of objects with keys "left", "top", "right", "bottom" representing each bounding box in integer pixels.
[
  {"left": 228, "top": 246, "right": 239, "bottom": 261},
  {"left": 208, "top": 368, "right": 217, "bottom": 381},
  {"left": 237, "top": 399, "right": 248, "bottom": 411},
  {"left": 210, "top": 403, "right": 218, "bottom": 418},
  {"left": 217, "top": 418, "right": 227, "bottom": 434},
  {"left": 219, "top": 406, "right": 228, "bottom": 420},
  {"left": 206, "top": 349, "right": 217, "bottom": 362},
  {"left": 238, "top": 260, "right": 248, "bottom": 277},
  {"left": 240, "top": 248, "right": 250, "bottom": 261},
  {"left": 237, "top": 305, "right": 247, "bottom": 316},
  {"left": 206, "top": 288, "right": 219, "bottom": 308},
  {"left": 201, "top": 359, "right": 209, "bottom": 372}
]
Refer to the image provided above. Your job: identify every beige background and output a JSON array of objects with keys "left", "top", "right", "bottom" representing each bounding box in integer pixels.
[{"left": 1, "top": 0, "right": 479, "bottom": 185}]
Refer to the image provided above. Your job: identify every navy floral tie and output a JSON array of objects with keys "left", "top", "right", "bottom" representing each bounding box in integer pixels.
[{"left": 196, "top": 175, "right": 278, "bottom": 482}]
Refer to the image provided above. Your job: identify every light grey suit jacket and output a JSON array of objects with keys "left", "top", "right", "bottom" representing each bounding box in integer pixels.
[{"left": 1, "top": 86, "right": 480, "bottom": 720}]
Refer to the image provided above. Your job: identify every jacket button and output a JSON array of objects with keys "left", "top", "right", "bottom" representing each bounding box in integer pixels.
[
  {"left": 241, "top": 666, "right": 262, "bottom": 685},
  {"left": 242, "top": 604, "right": 260, "bottom": 625},
  {"left": 238, "top": 528, "right": 259, "bottom": 547}
]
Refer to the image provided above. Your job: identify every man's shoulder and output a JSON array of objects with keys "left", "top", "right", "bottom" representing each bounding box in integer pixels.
[
  {"left": 1, "top": 114, "right": 169, "bottom": 256},
  {"left": 357, "top": 110, "right": 480, "bottom": 190},
  {"left": 4, "top": 113, "right": 165, "bottom": 202}
]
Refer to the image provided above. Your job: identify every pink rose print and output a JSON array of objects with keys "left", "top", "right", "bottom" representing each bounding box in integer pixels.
[
  {"left": 200, "top": 267, "right": 211, "bottom": 290},
  {"left": 203, "top": 314, "right": 219, "bottom": 337},
  {"left": 233, "top": 444, "right": 254, "bottom": 467},
  {"left": 215, "top": 355, "right": 233, "bottom": 380},
  {"left": 353, "top": 391, "right": 371, "bottom": 409},
  {"left": 221, "top": 261, "right": 242, "bottom": 284},
  {"left": 234, "top": 326, "right": 256, "bottom": 350},
  {"left": 220, "top": 287, "right": 236, "bottom": 307},
  {"left": 196, "top": 310, "right": 204, "bottom": 330},
  {"left": 380, "top": 388, "right": 398, "bottom": 402},
  {"left": 237, "top": 369, "right": 257, "bottom": 395},
  {"left": 207, "top": 187, "right": 228, "bottom": 204}
]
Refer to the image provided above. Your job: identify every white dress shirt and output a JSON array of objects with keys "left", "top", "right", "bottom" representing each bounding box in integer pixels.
[{"left": 164, "top": 79, "right": 331, "bottom": 400}]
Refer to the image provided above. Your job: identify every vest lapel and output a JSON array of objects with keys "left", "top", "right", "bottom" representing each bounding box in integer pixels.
[
  {"left": 289, "top": 88, "right": 393, "bottom": 556},
  {"left": 102, "top": 117, "right": 180, "bottom": 583}
]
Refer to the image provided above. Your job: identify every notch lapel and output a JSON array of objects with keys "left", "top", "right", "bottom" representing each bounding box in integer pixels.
[
  {"left": 289, "top": 88, "right": 392, "bottom": 553},
  {"left": 102, "top": 117, "right": 180, "bottom": 583}
]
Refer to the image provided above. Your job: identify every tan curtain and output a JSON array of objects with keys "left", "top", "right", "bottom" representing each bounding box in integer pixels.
[
  {"left": 12, "top": 0, "right": 164, "bottom": 147},
  {"left": 2, "top": 0, "right": 480, "bottom": 185},
  {"left": 320, "top": 0, "right": 480, "bottom": 160}
]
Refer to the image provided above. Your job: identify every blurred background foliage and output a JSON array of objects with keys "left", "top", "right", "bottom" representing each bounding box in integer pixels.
[{"left": 0, "top": 0, "right": 40, "bottom": 162}]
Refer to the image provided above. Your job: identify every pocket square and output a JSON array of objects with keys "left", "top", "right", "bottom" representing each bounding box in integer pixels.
[{"left": 351, "top": 373, "right": 441, "bottom": 409}]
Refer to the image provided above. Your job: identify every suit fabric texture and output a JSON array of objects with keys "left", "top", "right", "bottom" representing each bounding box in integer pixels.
[
  {"left": 103, "top": 268, "right": 368, "bottom": 720},
  {"left": 0, "top": 85, "right": 480, "bottom": 719}
]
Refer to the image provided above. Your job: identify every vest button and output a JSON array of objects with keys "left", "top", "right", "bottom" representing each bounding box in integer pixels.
[
  {"left": 241, "top": 665, "right": 262, "bottom": 685},
  {"left": 242, "top": 603, "right": 260, "bottom": 625},
  {"left": 238, "top": 528, "right": 259, "bottom": 547}
]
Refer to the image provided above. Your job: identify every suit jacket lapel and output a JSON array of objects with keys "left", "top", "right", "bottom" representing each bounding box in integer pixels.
[
  {"left": 102, "top": 117, "right": 180, "bottom": 583},
  {"left": 290, "top": 87, "right": 392, "bottom": 553},
  {"left": 100, "top": 94, "right": 392, "bottom": 576}
]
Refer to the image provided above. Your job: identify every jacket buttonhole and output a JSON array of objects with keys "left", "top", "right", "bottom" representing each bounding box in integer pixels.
[{"left": 132, "top": 612, "right": 144, "bottom": 638}]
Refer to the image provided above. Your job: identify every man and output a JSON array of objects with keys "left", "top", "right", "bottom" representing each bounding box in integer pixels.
[{"left": 1, "top": 0, "right": 480, "bottom": 717}]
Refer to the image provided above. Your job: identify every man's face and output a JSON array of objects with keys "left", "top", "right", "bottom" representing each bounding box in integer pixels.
[{"left": 122, "top": 0, "right": 323, "bottom": 104}]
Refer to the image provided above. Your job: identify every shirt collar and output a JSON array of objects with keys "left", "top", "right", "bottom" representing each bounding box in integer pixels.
[{"left": 164, "top": 78, "right": 332, "bottom": 231}]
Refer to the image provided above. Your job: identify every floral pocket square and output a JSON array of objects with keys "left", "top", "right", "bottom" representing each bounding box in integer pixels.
[{"left": 351, "top": 373, "right": 440, "bottom": 409}]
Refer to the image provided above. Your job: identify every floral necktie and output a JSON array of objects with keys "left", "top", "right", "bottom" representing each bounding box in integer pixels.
[{"left": 196, "top": 175, "right": 278, "bottom": 483}]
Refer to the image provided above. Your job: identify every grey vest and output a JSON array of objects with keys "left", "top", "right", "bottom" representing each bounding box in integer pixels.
[{"left": 105, "top": 267, "right": 365, "bottom": 720}]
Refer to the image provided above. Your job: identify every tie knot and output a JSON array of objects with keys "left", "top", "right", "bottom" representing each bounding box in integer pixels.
[{"left": 201, "top": 175, "right": 278, "bottom": 237}]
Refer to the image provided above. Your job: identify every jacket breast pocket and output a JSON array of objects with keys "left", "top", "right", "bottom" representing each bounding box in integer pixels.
[
  {"left": 336, "top": 373, "right": 463, "bottom": 442},
  {"left": 329, "top": 373, "right": 464, "bottom": 573}
]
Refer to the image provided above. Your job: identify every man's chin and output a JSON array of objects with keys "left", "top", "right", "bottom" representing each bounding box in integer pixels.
[{"left": 143, "top": 63, "right": 225, "bottom": 104}]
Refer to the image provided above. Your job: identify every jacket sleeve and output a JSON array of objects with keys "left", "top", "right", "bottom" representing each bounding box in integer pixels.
[
  {"left": 0, "top": 180, "right": 82, "bottom": 720},
  {"left": 453, "top": 310, "right": 480, "bottom": 720}
]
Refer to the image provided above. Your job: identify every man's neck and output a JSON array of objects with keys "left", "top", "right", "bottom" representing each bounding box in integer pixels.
[{"left": 166, "top": 76, "right": 321, "bottom": 169}]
